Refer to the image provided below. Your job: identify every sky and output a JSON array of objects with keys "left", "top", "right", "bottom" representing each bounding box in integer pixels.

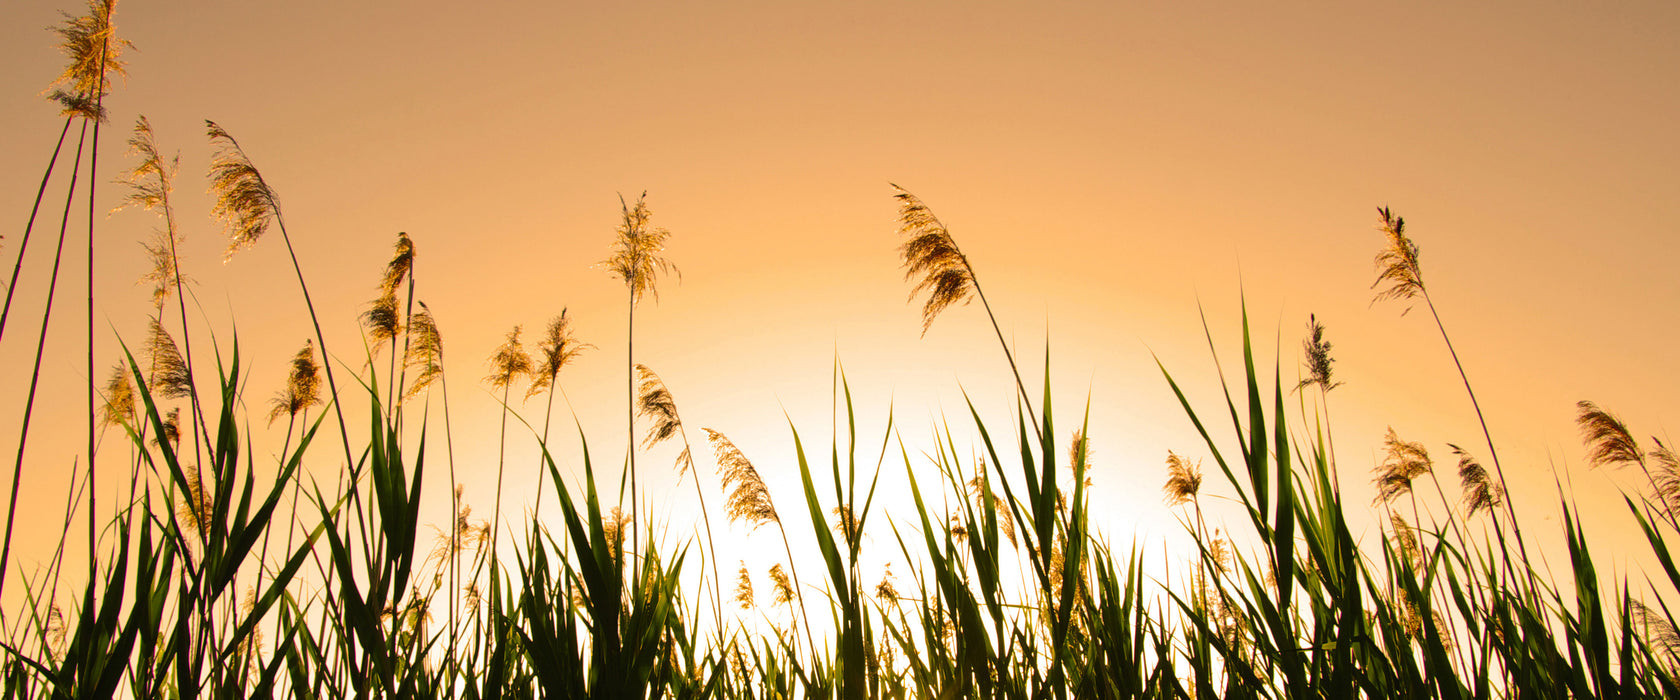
[{"left": 1, "top": 0, "right": 1678, "bottom": 618}]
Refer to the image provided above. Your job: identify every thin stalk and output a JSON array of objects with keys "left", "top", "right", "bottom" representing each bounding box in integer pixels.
[
  {"left": 627, "top": 293, "right": 639, "bottom": 571},
  {"left": 0, "top": 120, "right": 89, "bottom": 603},
  {"left": 0, "top": 116, "right": 74, "bottom": 346},
  {"left": 1421, "top": 292, "right": 1532, "bottom": 570},
  {"left": 489, "top": 382, "right": 512, "bottom": 623},
  {"left": 959, "top": 257, "right": 1041, "bottom": 442},
  {"left": 85, "top": 48, "right": 109, "bottom": 616}
]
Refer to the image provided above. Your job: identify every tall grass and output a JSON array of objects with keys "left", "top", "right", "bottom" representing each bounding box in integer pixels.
[{"left": 1, "top": 15, "right": 1678, "bottom": 697}]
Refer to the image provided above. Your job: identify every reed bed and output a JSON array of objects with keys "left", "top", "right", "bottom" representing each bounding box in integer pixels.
[{"left": 1, "top": 4, "right": 1678, "bottom": 698}]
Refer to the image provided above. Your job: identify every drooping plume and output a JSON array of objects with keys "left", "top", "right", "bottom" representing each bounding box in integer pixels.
[
  {"left": 1451, "top": 443, "right": 1503, "bottom": 517},
  {"left": 97, "top": 363, "right": 134, "bottom": 429},
  {"left": 528, "top": 311, "right": 591, "bottom": 401},
  {"left": 145, "top": 318, "right": 191, "bottom": 399},
  {"left": 1576, "top": 400, "right": 1643, "bottom": 470},
  {"left": 268, "top": 340, "right": 321, "bottom": 426},
  {"left": 893, "top": 185, "right": 974, "bottom": 335},
  {"left": 403, "top": 301, "right": 445, "bottom": 399},
  {"left": 1372, "top": 428, "right": 1432, "bottom": 505},
  {"left": 1370, "top": 207, "right": 1424, "bottom": 313},
  {"left": 733, "top": 561, "right": 754, "bottom": 610},
  {"left": 206, "top": 121, "right": 280, "bottom": 260},
  {"left": 704, "top": 428, "right": 779, "bottom": 530},
  {"left": 47, "top": 0, "right": 130, "bottom": 113}
]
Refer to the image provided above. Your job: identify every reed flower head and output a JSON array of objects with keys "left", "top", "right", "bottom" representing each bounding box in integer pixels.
[
  {"left": 180, "top": 468, "right": 212, "bottom": 536},
  {"left": 875, "top": 563, "right": 899, "bottom": 604},
  {"left": 965, "top": 464, "right": 1017, "bottom": 548},
  {"left": 831, "top": 504, "right": 864, "bottom": 545},
  {"left": 157, "top": 408, "right": 180, "bottom": 448},
  {"left": 893, "top": 185, "right": 973, "bottom": 336},
  {"left": 1373, "top": 428, "right": 1431, "bottom": 505},
  {"left": 1371, "top": 206, "right": 1424, "bottom": 313},
  {"left": 47, "top": 0, "right": 129, "bottom": 106},
  {"left": 1577, "top": 400, "right": 1643, "bottom": 469},
  {"left": 734, "top": 561, "right": 754, "bottom": 610},
  {"left": 145, "top": 318, "right": 192, "bottom": 399},
  {"left": 206, "top": 121, "right": 280, "bottom": 260},
  {"left": 484, "top": 325, "right": 532, "bottom": 391},
  {"left": 1297, "top": 314, "right": 1342, "bottom": 393},
  {"left": 1389, "top": 512, "right": 1425, "bottom": 568},
  {"left": 602, "top": 192, "right": 678, "bottom": 304},
  {"left": 1650, "top": 439, "right": 1680, "bottom": 516},
  {"left": 1630, "top": 599, "right": 1680, "bottom": 664},
  {"left": 705, "top": 428, "right": 780, "bottom": 530},
  {"left": 528, "top": 311, "right": 591, "bottom": 401},
  {"left": 361, "top": 290, "right": 402, "bottom": 352},
  {"left": 403, "top": 301, "right": 445, "bottom": 399},
  {"left": 268, "top": 340, "right": 321, "bottom": 426},
  {"left": 98, "top": 362, "right": 135, "bottom": 429},
  {"left": 380, "top": 232, "right": 414, "bottom": 295},
  {"left": 122, "top": 117, "right": 188, "bottom": 307},
  {"left": 1163, "top": 451, "right": 1202, "bottom": 506},
  {"left": 1451, "top": 443, "right": 1503, "bottom": 516},
  {"left": 768, "top": 563, "right": 793, "bottom": 606}
]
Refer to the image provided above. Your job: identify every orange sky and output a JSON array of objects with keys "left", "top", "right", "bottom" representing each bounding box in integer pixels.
[{"left": 2, "top": 0, "right": 1679, "bottom": 614}]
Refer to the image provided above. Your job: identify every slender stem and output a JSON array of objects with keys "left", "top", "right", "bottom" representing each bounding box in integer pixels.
[
  {"left": 1421, "top": 293, "right": 1531, "bottom": 569},
  {"left": 627, "top": 293, "right": 639, "bottom": 572},
  {"left": 0, "top": 116, "right": 73, "bottom": 346},
  {"left": 489, "top": 383, "right": 511, "bottom": 622},
  {"left": 0, "top": 121, "right": 89, "bottom": 604},
  {"left": 534, "top": 379, "right": 557, "bottom": 525},
  {"left": 959, "top": 256, "right": 1042, "bottom": 441},
  {"left": 86, "top": 47, "right": 110, "bottom": 615}
]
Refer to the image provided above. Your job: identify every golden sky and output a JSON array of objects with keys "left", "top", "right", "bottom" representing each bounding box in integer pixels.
[{"left": 2, "top": 0, "right": 1678, "bottom": 611}]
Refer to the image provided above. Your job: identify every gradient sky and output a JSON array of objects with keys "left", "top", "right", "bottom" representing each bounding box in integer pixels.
[{"left": 2, "top": 0, "right": 1678, "bottom": 613}]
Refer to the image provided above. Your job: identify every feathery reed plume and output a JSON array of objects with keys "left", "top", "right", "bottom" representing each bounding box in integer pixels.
[
  {"left": 47, "top": 0, "right": 129, "bottom": 100},
  {"left": 1370, "top": 207, "right": 1423, "bottom": 312},
  {"left": 875, "top": 563, "right": 899, "bottom": 604},
  {"left": 268, "top": 340, "right": 321, "bottom": 426},
  {"left": 157, "top": 408, "right": 180, "bottom": 448},
  {"left": 1162, "top": 451, "right": 1203, "bottom": 506},
  {"left": 1297, "top": 314, "right": 1342, "bottom": 393},
  {"left": 97, "top": 363, "right": 134, "bottom": 429},
  {"left": 831, "top": 504, "right": 865, "bottom": 544},
  {"left": 1651, "top": 439, "right": 1680, "bottom": 516},
  {"left": 634, "top": 364, "right": 685, "bottom": 453},
  {"left": 734, "top": 561, "right": 754, "bottom": 610},
  {"left": 361, "top": 290, "right": 401, "bottom": 352},
  {"left": 704, "top": 429, "right": 779, "bottom": 529},
  {"left": 601, "top": 507, "right": 631, "bottom": 561},
  {"left": 965, "top": 465, "right": 1017, "bottom": 548},
  {"left": 1630, "top": 599, "right": 1680, "bottom": 664},
  {"left": 206, "top": 121, "right": 281, "bottom": 260},
  {"left": 1577, "top": 401, "right": 1643, "bottom": 469},
  {"left": 602, "top": 193, "right": 679, "bottom": 304},
  {"left": 484, "top": 326, "right": 532, "bottom": 390},
  {"left": 43, "top": 605, "right": 66, "bottom": 662},
  {"left": 892, "top": 184, "right": 1041, "bottom": 438},
  {"left": 403, "top": 301, "right": 444, "bottom": 399},
  {"left": 47, "top": 89, "right": 105, "bottom": 123},
  {"left": 529, "top": 311, "right": 590, "bottom": 402},
  {"left": 1451, "top": 443, "right": 1502, "bottom": 517},
  {"left": 1373, "top": 428, "right": 1432, "bottom": 506},
  {"left": 380, "top": 232, "right": 414, "bottom": 295},
  {"left": 1389, "top": 512, "right": 1425, "bottom": 569},
  {"left": 120, "top": 116, "right": 186, "bottom": 307},
  {"left": 768, "top": 563, "right": 794, "bottom": 606},
  {"left": 145, "top": 318, "right": 191, "bottom": 399},
  {"left": 180, "top": 467, "right": 212, "bottom": 536},
  {"left": 894, "top": 186, "right": 974, "bottom": 334}
]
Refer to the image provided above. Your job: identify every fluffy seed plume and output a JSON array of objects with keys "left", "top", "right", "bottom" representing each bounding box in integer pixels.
[
  {"left": 733, "top": 561, "right": 754, "bottom": 610},
  {"left": 601, "top": 192, "right": 678, "bottom": 304},
  {"left": 268, "top": 340, "right": 321, "bottom": 426},
  {"left": 157, "top": 408, "right": 180, "bottom": 448},
  {"left": 1650, "top": 439, "right": 1680, "bottom": 516},
  {"left": 1451, "top": 443, "right": 1503, "bottom": 516},
  {"left": 206, "top": 121, "right": 280, "bottom": 260},
  {"left": 1373, "top": 428, "right": 1432, "bottom": 505},
  {"left": 1297, "top": 314, "right": 1342, "bottom": 393},
  {"left": 484, "top": 325, "right": 532, "bottom": 391},
  {"left": 98, "top": 363, "right": 135, "bottom": 429},
  {"left": 361, "top": 291, "right": 401, "bottom": 352},
  {"left": 704, "top": 428, "right": 779, "bottom": 530},
  {"left": 875, "top": 563, "right": 899, "bottom": 604},
  {"left": 403, "top": 301, "right": 445, "bottom": 399},
  {"left": 180, "top": 468, "right": 212, "bottom": 536},
  {"left": 528, "top": 311, "right": 591, "bottom": 401},
  {"left": 1630, "top": 599, "right": 1680, "bottom": 663},
  {"left": 1371, "top": 207, "right": 1424, "bottom": 313},
  {"left": 768, "top": 563, "right": 793, "bottom": 606},
  {"left": 145, "top": 318, "right": 191, "bottom": 399},
  {"left": 1577, "top": 400, "right": 1643, "bottom": 470},
  {"left": 380, "top": 232, "right": 414, "bottom": 295},
  {"left": 47, "top": 0, "right": 129, "bottom": 111},
  {"left": 1389, "top": 512, "right": 1425, "bottom": 569},
  {"left": 831, "top": 505, "right": 864, "bottom": 545},
  {"left": 965, "top": 464, "right": 1017, "bottom": 548},
  {"left": 121, "top": 116, "right": 187, "bottom": 307},
  {"left": 1163, "top": 451, "right": 1203, "bottom": 506},
  {"left": 893, "top": 185, "right": 974, "bottom": 335}
]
